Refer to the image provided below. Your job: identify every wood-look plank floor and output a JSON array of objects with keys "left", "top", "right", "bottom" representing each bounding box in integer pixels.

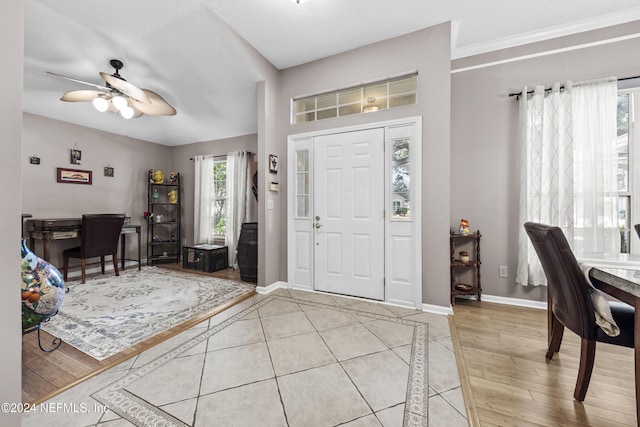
[
  {"left": 452, "top": 299, "right": 636, "bottom": 427},
  {"left": 21, "top": 265, "right": 253, "bottom": 404}
]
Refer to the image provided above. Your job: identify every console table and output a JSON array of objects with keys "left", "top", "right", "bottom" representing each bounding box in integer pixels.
[{"left": 25, "top": 217, "right": 141, "bottom": 270}]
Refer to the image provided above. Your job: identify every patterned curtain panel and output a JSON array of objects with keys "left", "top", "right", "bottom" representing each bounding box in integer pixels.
[{"left": 516, "top": 78, "right": 619, "bottom": 286}]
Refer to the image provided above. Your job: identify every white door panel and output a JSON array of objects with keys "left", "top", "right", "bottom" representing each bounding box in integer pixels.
[{"left": 314, "top": 128, "right": 384, "bottom": 300}]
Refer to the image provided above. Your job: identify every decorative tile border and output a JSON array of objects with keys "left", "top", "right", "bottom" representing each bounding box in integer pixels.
[{"left": 92, "top": 294, "right": 430, "bottom": 426}]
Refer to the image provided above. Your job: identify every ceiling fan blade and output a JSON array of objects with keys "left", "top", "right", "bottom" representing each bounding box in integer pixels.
[
  {"left": 60, "top": 90, "right": 109, "bottom": 102},
  {"left": 47, "top": 71, "right": 110, "bottom": 91},
  {"left": 100, "top": 72, "right": 150, "bottom": 104},
  {"left": 129, "top": 89, "right": 176, "bottom": 116}
]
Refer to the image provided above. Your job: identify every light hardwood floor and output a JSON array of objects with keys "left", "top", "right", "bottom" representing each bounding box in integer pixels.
[
  {"left": 21, "top": 265, "right": 251, "bottom": 404},
  {"left": 453, "top": 299, "right": 636, "bottom": 427}
]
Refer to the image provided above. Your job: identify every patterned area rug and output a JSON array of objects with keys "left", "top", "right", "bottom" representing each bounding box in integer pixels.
[{"left": 41, "top": 266, "right": 255, "bottom": 360}]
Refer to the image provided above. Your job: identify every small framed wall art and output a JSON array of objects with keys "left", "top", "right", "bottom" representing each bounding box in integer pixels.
[
  {"left": 104, "top": 166, "right": 114, "bottom": 177},
  {"left": 70, "top": 145, "right": 82, "bottom": 165},
  {"left": 57, "top": 168, "right": 92, "bottom": 185},
  {"left": 269, "top": 154, "right": 278, "bottom": 174}
]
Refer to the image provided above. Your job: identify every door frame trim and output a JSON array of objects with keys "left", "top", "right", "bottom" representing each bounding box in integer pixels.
[{"left": 287, "top": 116, "right": 422, "bottom": 307}]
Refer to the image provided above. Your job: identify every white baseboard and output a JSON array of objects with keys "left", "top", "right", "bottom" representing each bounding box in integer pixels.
[
  {"left": 481, "top": 294, "right": 547, "bottom": 310},
  {"left": 257, "top": 281, "right": 287, "bottom": 294},
  {"left": 422, "top": 303, "right": 454, "bottom": 316}
]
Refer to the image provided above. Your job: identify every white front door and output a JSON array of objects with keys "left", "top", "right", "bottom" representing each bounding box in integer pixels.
[{"left": 313, "top": 128, "right": 385, "bottom": 300}]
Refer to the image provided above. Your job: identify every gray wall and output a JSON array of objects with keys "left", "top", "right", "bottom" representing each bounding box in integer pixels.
[
  {"left": 450, "top": 21, "right": 640, "bottom": 302},
  {"left": 170, "top": 133, "right": 258, "bottom": 247},
  {"left": 2, "top": 1, "right": 22, "bottom": 425},
  {"left": 278, "top": 23, "right": 452, "bottom": 307},
  {"left": 22, "top": 113, "right": 172, "bottom": 269}
]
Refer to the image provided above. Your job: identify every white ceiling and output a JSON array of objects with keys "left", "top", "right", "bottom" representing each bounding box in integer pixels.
[{"left": 23, "top": 0, "right": 640, "bottom": 146}]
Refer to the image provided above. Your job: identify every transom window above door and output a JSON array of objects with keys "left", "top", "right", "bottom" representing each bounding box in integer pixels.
[{"left": 292, "top": 74, "right": 417, "bottom": 124}]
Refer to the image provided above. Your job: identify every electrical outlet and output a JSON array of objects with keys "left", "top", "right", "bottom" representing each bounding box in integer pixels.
[{"left": 499, "top": 266, "right": 508, "bottom": 278}]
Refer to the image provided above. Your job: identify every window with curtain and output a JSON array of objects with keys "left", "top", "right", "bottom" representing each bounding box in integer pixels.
[
  {"left": 516, "top": 77, "right": 620, "bottom": 286},
  {"left": 194, "top": 151, "right": 257, "bottom": 268},
  {"left": 615, "top": 88, "right": 640, "bottom": 255}
]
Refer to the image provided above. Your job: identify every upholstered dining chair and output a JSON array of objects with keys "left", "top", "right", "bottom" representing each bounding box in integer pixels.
[
  {"left": 523, "top": 222, "right": 635, "bottom": 401},
  {"left": 63, "top": 214, "right": 126, "bottom": 284}
]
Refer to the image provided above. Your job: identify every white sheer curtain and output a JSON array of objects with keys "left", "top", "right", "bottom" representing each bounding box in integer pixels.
[
  {"left": 516, "top": 77, "right": 619, "bottom": 286},
  {"left": 226, "top": 150, "right": 257, "bottom": 268},
  {"left": 194, "top": 155, "right": 216, "bottom": 244},
  {"left": 571, "top": 77, "right": 620, "bottom": 256}
]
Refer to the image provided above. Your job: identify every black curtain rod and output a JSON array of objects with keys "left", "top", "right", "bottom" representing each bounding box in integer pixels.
[
  {"left": 189, "top": 155, "right": 227, "bottom": 161},
  {"left": 508, "top": 75, "right": 640, "bottom": 99}
]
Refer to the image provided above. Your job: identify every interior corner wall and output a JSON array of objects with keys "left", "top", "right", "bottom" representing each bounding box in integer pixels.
[
  {"left": 278, "top": 23, "right": 452, "bottom": 307},
  {"left": 450, "top": 22, "right": 640, "bottom": 302},
  {"left": 21, "top": 113, "right": 172, "bottom": 269},
  {"left": 258, "top": 78, "right": 282, "bottom": 287},
  {"left": 2, "top": 0, "right": 23, "bottom": 425},
  {"left": 169, "top": 133, "right": 258, "bottom": 248}
]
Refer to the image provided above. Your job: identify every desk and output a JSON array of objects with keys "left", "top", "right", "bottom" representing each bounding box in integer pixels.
[
  {"left": 589, "top": 267, "right": 640, "bottom": 423},
  {"left": 25, "top": 218, "right": 141, "bottom": 271}
]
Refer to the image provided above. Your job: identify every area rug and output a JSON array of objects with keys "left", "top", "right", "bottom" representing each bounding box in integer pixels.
[{"left": 41, "top": 266, "right": 256, "bottom": 360}]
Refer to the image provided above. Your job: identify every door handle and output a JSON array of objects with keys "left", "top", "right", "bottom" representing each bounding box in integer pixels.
[{"left": 315, "top": 222, "right": 322, "bottom": 229}]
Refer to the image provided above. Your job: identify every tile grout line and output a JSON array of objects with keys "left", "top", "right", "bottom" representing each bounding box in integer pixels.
[{"left": 259, "top": 295, "right": 292, "bottom": 427}]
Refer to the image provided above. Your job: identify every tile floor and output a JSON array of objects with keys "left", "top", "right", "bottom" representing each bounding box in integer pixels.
[{"left": 22, "top": 288, "right": 467, "bottom": 427}]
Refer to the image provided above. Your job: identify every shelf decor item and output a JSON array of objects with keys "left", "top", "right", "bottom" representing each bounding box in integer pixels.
[
  {"left": 459, "top": 218, "right": 470, "bottom": 235},
  {"left": 152, "top": 169, "right": 165, "bottom": 184},
  {"left": 168, "top": 189, "right": 178, "bottom": 204}
]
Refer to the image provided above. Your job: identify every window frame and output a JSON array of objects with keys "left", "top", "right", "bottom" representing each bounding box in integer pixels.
[
  {"left": 212, "top": 157, "right": 227, "bottom": 240},
  {"left": 292, "top": 74, "right": 417, "bottom": 124}
]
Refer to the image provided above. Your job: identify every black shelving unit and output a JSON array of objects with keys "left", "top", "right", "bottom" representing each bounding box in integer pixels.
[
  {"left": 450, "top": 230, "right": 482, "bottom": 305},
  {"left": 147, "top": 171, "right": 181, "bottom": 264}
]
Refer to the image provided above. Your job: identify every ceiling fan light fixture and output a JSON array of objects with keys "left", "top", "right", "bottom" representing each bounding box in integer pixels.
[
  {"left": 111, "top": 94, "right": 128, "bottom": 111},
  {"left": 120, "top": 105, "right": 134, "bottom": 119},
  {"left": 92, "top": 96, "right": 109, "bottom": 112},
  {"left": 363, "top": 97, "right": 379, "bottom": 113}
]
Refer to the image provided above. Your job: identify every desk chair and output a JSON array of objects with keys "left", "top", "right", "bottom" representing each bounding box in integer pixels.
[
  {"left": 524, "top": 222, "right": 635, "bottom": 401},
  {"left": 63, "top": 214, "right": 126, "bottom": 284}
]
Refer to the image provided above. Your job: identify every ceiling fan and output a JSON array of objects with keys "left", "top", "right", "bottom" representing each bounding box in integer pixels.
[{"left": 47, "top": 59, "right": 176, "bottom": 119}]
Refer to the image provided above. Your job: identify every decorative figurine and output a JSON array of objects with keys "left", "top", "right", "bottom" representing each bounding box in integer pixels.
[
  {"left": 169, "top": 172, "right": 178, "bottom": 184},
  {"left": 459, "top": 251, "right": 470, "bottom": 263},
  {"left": 152, "top": 170, "right": 165, "bottom": 184},
  {"left": 459, "top": 219, "right": 470, "bottom": 235},
  {"left": 168, "top": 189, "right": 178, "bottom": 204},
  {"left": 152, "top": 188, "right": 159, "bottom": 203}
]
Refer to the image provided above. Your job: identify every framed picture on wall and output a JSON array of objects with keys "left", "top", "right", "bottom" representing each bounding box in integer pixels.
[
  {"left": 269, "top": 154, "right": 278, "bottom": 174},
  {"left": 57, "top": 168, "right": 92, "bottom": 185},
  {"left": 70, "top": 148, "right": 82, "bottom": 165}
]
